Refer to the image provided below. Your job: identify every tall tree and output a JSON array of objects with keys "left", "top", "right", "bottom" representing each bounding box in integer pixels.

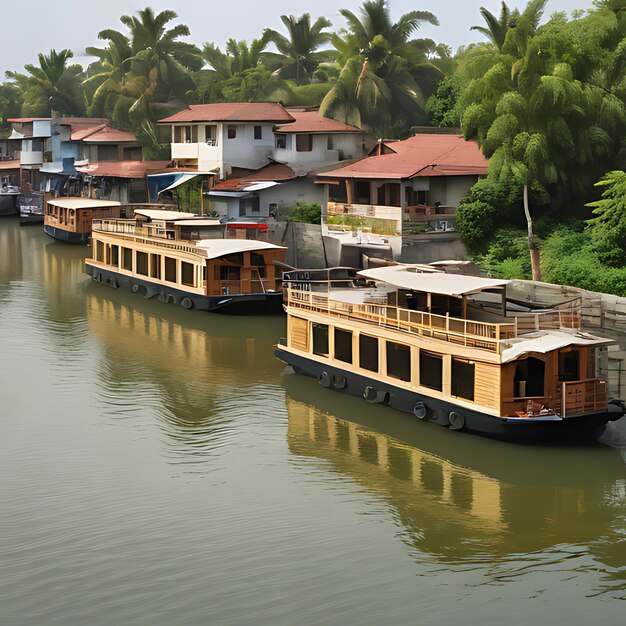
[
  {"left": 470, "top": 2, "right": 513, "bottom": 51},
  {"left": 6, "top": 49, "right": 86, "bottom": 117},
  {"left": 321, "top": 0, "right": 441, "bottom": 135},
  {"left": 202, "top": 38, "right": 268, "bottom": 80},
  {"left": 262, "top": 14, "right": 335, "bottom": 85}
]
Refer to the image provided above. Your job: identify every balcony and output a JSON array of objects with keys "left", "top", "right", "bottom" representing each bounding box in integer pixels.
[{"left": 326, "top": 201, "right": 402, "bottom": 237}]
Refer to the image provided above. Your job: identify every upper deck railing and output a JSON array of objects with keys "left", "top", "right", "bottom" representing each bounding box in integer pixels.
[{"left": 283, "top": 270, "right": 582, "bottom": 355}]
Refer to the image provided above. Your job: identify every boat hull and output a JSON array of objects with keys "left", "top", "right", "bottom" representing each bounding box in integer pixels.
[
  {"left": 86, "top": 264, "right": 283, "bottom": 315},
  {"left": 274, "top": 346, "right": 619, "bottom": 443},
  {"left": 44, "top": 224, "right": 89, "bottom": 244}
]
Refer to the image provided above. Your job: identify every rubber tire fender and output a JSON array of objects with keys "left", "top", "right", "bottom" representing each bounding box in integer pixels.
[
  {"left": 181, "top": 297, "right": 194, "bottom": 310},
  {"left": 413, "top": 401, "right": 428, "bottom": 420},
  {"left": 131, "top": 283, "right": 140, "bottom": 294},
  {"left": 318, "top": 371, "right": 332, "bottom": 388},
  {"left": 449, "top": 411, "right": 465, "bottom": 431},
  {"left": 332, "top": 375, "right": 347, "bottom": 390},
  {"left": 363, "top": 386, "right": 388, "bottom": 404}
]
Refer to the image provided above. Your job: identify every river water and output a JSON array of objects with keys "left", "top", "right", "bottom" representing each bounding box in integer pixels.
[{"left": 0, "top": 218, "right": 624, "bottom": 625}]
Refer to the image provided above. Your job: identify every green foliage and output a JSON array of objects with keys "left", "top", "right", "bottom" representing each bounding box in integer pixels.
[
  {"left": 425, "top": 75, "right": 462, "bottom": 127},
  {"left": 287, "top": 201, "right": 322, "bottom": 224}
]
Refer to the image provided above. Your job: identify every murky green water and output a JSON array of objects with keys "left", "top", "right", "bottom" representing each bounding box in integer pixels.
[{"left": 1, "top": 218, "right": 625, "bottom": 625}]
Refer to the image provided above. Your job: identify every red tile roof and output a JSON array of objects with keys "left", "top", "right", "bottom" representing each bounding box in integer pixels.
[
  {"left": 212, "top": 163, "right": 297, "bottom": 191},
  {"left": 276, "top": 109, "right": 362, "bottom": 134},
  {"left": 75, "top": 160, "right": 170, "bottom": 179},
  {"left": 318, "top": 134, "right": 488, "bottom": 180},
  {"left": 71, "top": 125, "right": 138, "bottom": 143},
  {"left": 158, "top": 102, "right": 295, "bottom": 124}
]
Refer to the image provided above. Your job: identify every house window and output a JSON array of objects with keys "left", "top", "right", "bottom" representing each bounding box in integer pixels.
[
  {"left": 451, "top": 358, "right": 475, "bottom": 401},
  {"left": 98, "top": 145, "right": 119, "bottom": 161},
  {"left": 275, "top": 133, "right": 287, "bottom": 149},
  {"left": 123, "top": 146, "right": 143, "bottom": 160},
  {"left": 205, "top": 125, "right": 217, "bottom": 145},
  {"left": 296, "top": 134, "right": 313, "bottom": 152},
  {"left": 174, "top": 125, "right": 198, "bottom": 143},
  {"left": 419, "top": 351, "right": 443, "bottom": 392},
  {"left": 334, "top": 329, "right": 353, "bottom": 364},
  {"left": 386, "top": 341, "right": 411, "bottom": 382},
  {"left": 181, "top": 261, "right": 195, "bottom": 287},
  {"left": 359, "top": 335, "right": 379, "bottom": 372},
  {"left": 312, "top": 323, "right": 329, "bottom": 356},
  {"left": 227, "top": 125, "right": 237, "bottom": 139},
  {"left": 136, "top": 251, "right": 149, "bottom": 276},
  {"left": 164, "top": 257, "right": 177, "bottom": 283},
  {"left": 327, "top": 135, "right": 334, "bottom": 150},
  {"left": 122, "top": 247, "right": 133, "bottom": 271},
  {"left": 254, "top": 126, "right": 263, "bottom": 140}
]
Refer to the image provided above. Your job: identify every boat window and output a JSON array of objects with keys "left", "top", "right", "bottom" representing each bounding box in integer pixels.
[
  {"left": 164, "top": 257, "right": 177, "bottom": 283},
  {"left": 136, "top": 251, "right": 149, "bottom": 276},
  {"left": 150, "top": 254, "right": 161, "bottom": 279},
  {"left": 334, "top": 329, "right": 353, "bottom": 364},
  {"left": 419, "top": 351, "right": 443, "bottom": 392},
  {"left": 181, "top": 261, "right": 195, "bottom": 287},
  {"left": 514, "top": 357, "right": 545, "bottom": 397},
  {"left": 386, "top": 341, "right": 411, "bottom": 382},
  {"left": 222, "top": 253, "right": 243, "bottom": 266},
  {"left": 110, "top": 245, "right": 119, "bottom": 267},
  {"left": 220, "top": 266, "right": 240, "bottom": 281},
  {"left": 96, "top": 240, "right": 105, "bottom": 263},
  {"left": 202, "top": 265, "right": 207, "bottom": 285},
  {"left": 122, "top": 247, "right": 133, "bottom": 271},
  {"left": 250, "top": 252, "right": 265, "bottom": 266},
  {"left": 359, "top": 334, "right": 379, "bottom": 372},
  {"left": 312, "top": 323, "right": 329, "bottom": 356},
  {"left": 559, "top": 350, "right": 580, "bottom": 382},
  {"left": 451, "top": 358, "right": 475, "bottom": 401}
]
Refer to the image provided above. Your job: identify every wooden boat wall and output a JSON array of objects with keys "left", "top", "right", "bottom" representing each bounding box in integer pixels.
[
  {"left": 85, "top": 209, "right": 286, "bottom": 314},
  {"left": 275, "top": 265, "right": 625, "bottom": 442}
]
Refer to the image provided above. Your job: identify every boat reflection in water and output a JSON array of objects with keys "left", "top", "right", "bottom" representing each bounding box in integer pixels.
[
  {"left": 85, "top": 286, "right": 284, "bottom": 465},
  {"left": 284, "top": 373, "right": 625, "bottom": 596}
]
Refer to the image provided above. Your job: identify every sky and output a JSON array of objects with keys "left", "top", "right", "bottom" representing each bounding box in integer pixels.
[{"left": 0, "top": 0, "right": 597, "bottom": 75}]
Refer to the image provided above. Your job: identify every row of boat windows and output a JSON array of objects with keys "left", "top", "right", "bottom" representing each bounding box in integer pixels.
[
  {"left": 311, "top": 323, "right": 475, "bottom": 402},
  {"left": 94, "top": 241, "right": 201, "bottom": 287}
]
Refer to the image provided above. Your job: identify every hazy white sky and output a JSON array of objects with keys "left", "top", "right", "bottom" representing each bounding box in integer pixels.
[{"left": 0, "top": 0, "right": 595, "bottom": 75}]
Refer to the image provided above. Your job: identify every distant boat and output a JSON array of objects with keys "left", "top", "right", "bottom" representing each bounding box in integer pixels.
[
  {"left": 275, "top": 265, "right": 624, "bottom": 443},
  {"left": 44, "top": 198, "right": 123, "bottom": 244},
  {"left": 85, "top": 208, "right": 287, "bottom": 314},
  {"left": 0, "top": 184, "right": 20, "bottom": 217}
]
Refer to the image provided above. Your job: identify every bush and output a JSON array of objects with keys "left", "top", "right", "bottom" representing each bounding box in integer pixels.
[{"left": 288, "top": 201, "right": 322, "bottom": 225}]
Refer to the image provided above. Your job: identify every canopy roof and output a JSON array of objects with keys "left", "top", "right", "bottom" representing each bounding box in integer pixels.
[
  {"left": 358, "top": 265, "right": 509, "bottom": 297},
  {"left": 194, "top": 239, "right": 286, "bottom": 260},
  {"left": 76, "top": 160, "right": 169, "bottom": 179},
  {"left": 47, "top": 198, "right": 121, "bottom": 210},
  {"left": 133, "top": 208, "right": 196, "bottom": 220},
  {"left": 500, "top": 331, "right": 614, "bottom": 364},
  {"left": 173, "top": 219, "right": 222, "bottom": 227}
]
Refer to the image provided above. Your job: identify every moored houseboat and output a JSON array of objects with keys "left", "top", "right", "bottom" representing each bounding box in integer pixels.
[
  {"left": 44, "top": 197, "right": 123, "bottom": 244},
  {"left": 274, "top": 265, "right": 624, "bottom": 442},
  {"left": 85, "top": 209, "right": 287, "bottom": 314}
]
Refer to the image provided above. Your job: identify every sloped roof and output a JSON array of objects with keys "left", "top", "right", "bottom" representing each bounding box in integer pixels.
[
  {"left": 276, "top": 109, "right": 362, "bottom": 134},
  {"left": 318, "top": 134, "right": 488, "bottom": 180},
  {"left": 71, "top": 125, "right": 138, "bottom": 143},
  {"left": 46, "top": 198, "right": 121, "bottom": 210},
  {"left": 158, "top": 102, "right": 295, "bottom": 124},
  {"left": 212, "top": 163, "right": 298, "bottom": 191},
  {"left": 75, "top": 160, "right": 170, "bottom": 179},
  {"left": 194, "top": 239, "right": 286, "bottom": 260}
]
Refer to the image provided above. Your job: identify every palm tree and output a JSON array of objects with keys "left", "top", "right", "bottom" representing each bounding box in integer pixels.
[
  {"left": 320, "top": 0, "right": 441, "bottom": 135},
  {"left": 84, "top": 30, "right": 133, "bottom": 118},
  {"left": 203, "top": 38, "right": 268, "bottom": 80},
  {"left": 262, "top": 14, "right": 335, "bottom": 85},
  {"left": 6, "top": 49, "right": 86, "bottom": 117},
  {"left": 470, "top": 2, "right": 513, "bottom": 51}
]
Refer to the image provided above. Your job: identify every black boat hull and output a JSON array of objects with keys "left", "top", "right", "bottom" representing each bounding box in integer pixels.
[
  {"left": 86, "top": 264, "right": 283, "bottom": 315},
  {"left": 44, "top": 224, "right": 89, "bottom": 244},
  {"left": 274, "top": 346, "right": 620, "bottom": 443}
]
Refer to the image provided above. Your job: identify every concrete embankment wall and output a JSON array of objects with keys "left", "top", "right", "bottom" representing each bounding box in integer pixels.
[
  {"left": 267, "top": 221, "right": 329, "bottom": 268},
  {"left": 509, "top": 280, "right": 626, "bottom": 400}
]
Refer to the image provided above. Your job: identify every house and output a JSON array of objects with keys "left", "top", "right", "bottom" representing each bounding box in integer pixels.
[
  {"left": 158, "top": 103, "right": 364, "bottom": 222},
  {"left": 315, "top": 133, "right": 489, "bottom": 264}
]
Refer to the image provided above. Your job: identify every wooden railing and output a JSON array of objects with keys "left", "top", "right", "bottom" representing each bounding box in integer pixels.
[
  {"left": 288, "top": 288, "right": 516, "bottom": 354},
  {"left": 558, "top": 379, "right": 607, "bottom": 417}
]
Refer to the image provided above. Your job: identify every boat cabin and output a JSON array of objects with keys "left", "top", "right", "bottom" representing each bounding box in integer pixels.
[{"left": 44, "top": 198, "right": 123, "bottom": 244}]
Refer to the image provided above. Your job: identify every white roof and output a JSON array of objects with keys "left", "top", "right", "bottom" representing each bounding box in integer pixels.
[
  {"left": 194, "top": 239, "right": 286, "bottom": 260},
  {"left": 133, "top": 208, "right": 196, "bottom": 220},
  {"left": 47, "top": 198, "right": 121, "bottom": 210},
  {"left": 358, "top": 265, "right": 509, "bottom": 297},
  {"left": 173, "top": 219, "right": 223, "bottom": 227},
  {"left": 500, "top": 330, "right": 614, "bottom": 364}
]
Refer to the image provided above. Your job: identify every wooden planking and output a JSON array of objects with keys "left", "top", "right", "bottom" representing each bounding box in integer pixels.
[
  {"left": 474, "top": 362, "right": 501, "bottom": 410},
  {"left": 290, "top": 316, "right": 309, "bottom": 352}
]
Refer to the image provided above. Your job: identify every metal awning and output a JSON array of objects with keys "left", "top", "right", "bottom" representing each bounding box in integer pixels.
[{"left": 157, "top": 173, "right": 199, "bottom": 194}]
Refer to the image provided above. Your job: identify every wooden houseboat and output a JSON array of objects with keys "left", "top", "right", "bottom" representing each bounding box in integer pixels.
[
  {"left": 275, "top": 265, "right": 624, "bottom": 442},
  {"left": 44, "top": 197, "right": 123, "bottom": 244},
  {"left": 85, "top": 208, "right": 287, "bottom": 314}
]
